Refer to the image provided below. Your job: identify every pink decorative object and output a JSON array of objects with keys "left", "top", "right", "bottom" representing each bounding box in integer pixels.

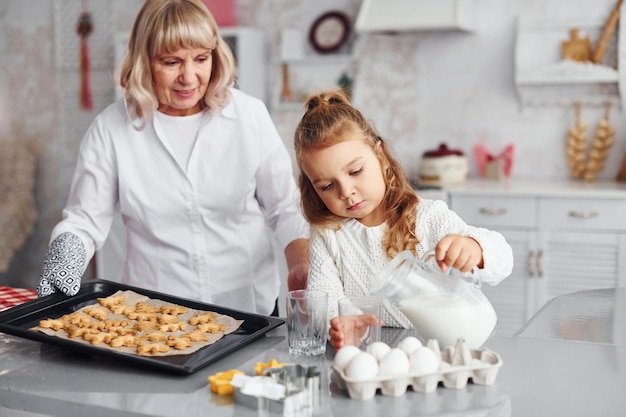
[
  {"left": 201, "top": 0, "right": 236, "bottom": 27},
  {"left": 473, "top": 144, "right": 514, "bottom": 179}
]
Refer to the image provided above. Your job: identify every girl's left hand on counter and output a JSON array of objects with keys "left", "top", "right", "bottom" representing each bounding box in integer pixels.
[{"left": 329, "top": 315, "right": 379, "bottom": 351}]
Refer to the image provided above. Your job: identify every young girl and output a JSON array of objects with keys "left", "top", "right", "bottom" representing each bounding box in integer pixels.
[{"left": 293, "top": 88, "right": 513, "bottom": 350}]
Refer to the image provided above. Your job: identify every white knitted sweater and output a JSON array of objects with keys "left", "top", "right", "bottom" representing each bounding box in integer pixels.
[{"left": 307, "top": 198, "right": 514, "bottom": 328}]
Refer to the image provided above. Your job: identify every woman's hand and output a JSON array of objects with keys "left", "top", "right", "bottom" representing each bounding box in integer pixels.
[
  {"left": 285, "top": 238, "right": 309, "bottom": 291},
  {"left": 329, "top": 314, "right": 379, "bottom": 351},
  {"left": 435, "top": 235, "right": 484, "bottom": 273}
]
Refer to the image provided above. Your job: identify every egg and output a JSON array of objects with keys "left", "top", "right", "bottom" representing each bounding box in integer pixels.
[
  {"left": 344, "top": 352, "right": 379, "bottom": 380},
  {"left": 396, "top": 336, "right": 423, "bottom": 356},
  {"left": 409, "top": 346, "right": 440, "bottom": 375},
  {"left": 365, "top": 341, "right": 391, "bottom": 362},
  {"left": 333, "top": 345, "right": 362, "bottom": 370},
  {"left": 378, "top": 348, "right": 410, "bottom": 375}
]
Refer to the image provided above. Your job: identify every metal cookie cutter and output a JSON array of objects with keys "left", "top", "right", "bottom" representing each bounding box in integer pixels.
[{"left": 233, "top": 364, "right": 321, "bottom": 416}]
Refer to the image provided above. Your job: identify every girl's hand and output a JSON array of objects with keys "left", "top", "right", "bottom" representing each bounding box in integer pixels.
[
  {"left": 329, "top": 314, "right": 379, "bottom": 350},
  {"left": 435, "top": 235, "right": 484, "bottom": 273}
]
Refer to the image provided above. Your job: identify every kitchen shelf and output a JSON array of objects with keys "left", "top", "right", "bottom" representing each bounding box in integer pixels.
[
  {"left": 273, "top": 53, "right": 356, "bottom": 112},
  {"left": 274, "top": 101, "right": 306, "bottom": 112},
  {"left": 514, "top": 15, "right": 625, "bottom": 108},
  {"left": 515, "top": 62, "right": 618, "bottom": 84},
  {"left": 280, "top": 53, "right": 354, "bottom": 65}
]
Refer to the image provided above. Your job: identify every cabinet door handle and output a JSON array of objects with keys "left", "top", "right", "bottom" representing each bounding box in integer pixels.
[
  {"left": 479, "top": 207, "right": 508, "bottom": 216},
  {"left": 568, "top": 210, "right": 598, "bottom": 219},
  {"left": 536, "top": 249, "right": 543, "bottom": 277},
  {"left": 528, "top": 250, "right": 535, "bottom": 277}
]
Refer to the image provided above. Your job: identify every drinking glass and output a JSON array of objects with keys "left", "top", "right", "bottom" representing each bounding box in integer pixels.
[
  {"left": 338, "top": 295, "right": 382, "bottom": 350},
  {"left": 286, "top": 290, "right": 328, "bottom": 356}
]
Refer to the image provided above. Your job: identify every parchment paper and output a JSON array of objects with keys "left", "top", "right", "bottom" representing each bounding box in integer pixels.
[{"left": 30, "top": 290, "right": 244, "bottom": 357}]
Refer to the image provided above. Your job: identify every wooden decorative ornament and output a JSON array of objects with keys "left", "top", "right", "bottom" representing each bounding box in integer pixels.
[
  {"left": 583, "top": 101, "right": 615, "bottom": 182},
  {"left": 566, "top": 101, "right": 588, "bottom": 179},
  {"left": 561, "top": 29, "right": 591, "bottom": 62}
]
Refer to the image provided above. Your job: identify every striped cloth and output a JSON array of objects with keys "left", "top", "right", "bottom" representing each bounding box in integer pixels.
[{"left": 0, "top": 286, "right": 37, "bottom": 312}]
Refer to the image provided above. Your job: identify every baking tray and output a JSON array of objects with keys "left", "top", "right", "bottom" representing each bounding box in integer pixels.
[{"left": 0, "top": 279, "right": 284, "bottom": 375}]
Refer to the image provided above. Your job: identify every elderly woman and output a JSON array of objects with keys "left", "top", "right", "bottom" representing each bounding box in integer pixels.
[{"left": 38, "top": 0, "right": 309, "bottom": 316}]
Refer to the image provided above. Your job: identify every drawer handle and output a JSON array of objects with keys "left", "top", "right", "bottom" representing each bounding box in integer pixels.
[
  {"left": 568, "top": 210, "right": 598, "bottom": 219},
  {"left": 479, "top": 207, "right": 508, "bottom": 216}
]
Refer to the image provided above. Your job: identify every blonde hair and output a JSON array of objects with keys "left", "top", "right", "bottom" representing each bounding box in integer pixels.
[
  {"left": 118, "top": 0, "right": 236, "bottom": 128},
  {"left": 294, "top": 88, "right": 420, "bottom": 259}
]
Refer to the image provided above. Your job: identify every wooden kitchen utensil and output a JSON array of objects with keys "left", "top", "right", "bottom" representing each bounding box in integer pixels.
[
  {"left": 561, "top": 29, "right": 591, "bottom": 62},
  {"left": 280, "top": 63, "right": 293, "bottom": 102},
  {"left": 566, "top": 101, "right": 588, "bottom": 179},
  {"left": 616, "top": 152, "right": 626, "bottom": 182},
  {"left": 584, "top": 101, "right": 615, "bottom": 182},
  {"left": 592, "top": 0, "right": 624, "bottom": 64}
]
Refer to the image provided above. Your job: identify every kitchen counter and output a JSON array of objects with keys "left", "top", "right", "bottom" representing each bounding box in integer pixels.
[
  {"left": 2, "top": 289, "right": 626, "bottom": 417},
  {"left": 516, "top": 287, "right": 626, "bottom": 346},
  {"left": 444, "top": 178, "right": 626, "bottom": 199}
]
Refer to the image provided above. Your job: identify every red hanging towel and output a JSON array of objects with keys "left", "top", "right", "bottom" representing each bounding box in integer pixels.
[{"left": 76, "top": 0, "right": 93, "bottom": 111}]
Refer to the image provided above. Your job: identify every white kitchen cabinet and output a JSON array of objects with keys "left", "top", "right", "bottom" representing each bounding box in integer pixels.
[
  {"left": 220, "top": 27, "right": 268, "bottom": 105},
  {"left": 538, "top": 230, "right": 626, "bottom": 305},
  {"left": 448, "top": 180, "right": 626, "bottom": 336},
  {"left": 480, "top": 228, "right": 537, "bottom": 337},
  {"left": 355, "top": 0, "right": 476, "bottom": 33},
  {"left": 449, "top": 194, "right": 540, "bottom": 336}
]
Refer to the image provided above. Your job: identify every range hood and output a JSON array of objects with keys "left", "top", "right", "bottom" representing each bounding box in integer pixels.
[{"left": 355, "top": 0, "right": 476, "bottom": 33}]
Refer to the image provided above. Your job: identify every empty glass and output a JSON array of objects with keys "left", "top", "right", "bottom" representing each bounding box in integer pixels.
[{"left": 286, "top": 290, "right": 328, "bottom": 356}]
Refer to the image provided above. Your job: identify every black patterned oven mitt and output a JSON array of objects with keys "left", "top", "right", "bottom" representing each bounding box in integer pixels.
[{"left": 37, "top": 232, "right": 87, "bottom": 297}]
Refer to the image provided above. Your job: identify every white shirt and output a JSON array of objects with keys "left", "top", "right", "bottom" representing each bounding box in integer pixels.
[
  {"left": 154, "top": 110, "right": 202, "bottom": 170},
  {"left": 307, "top": 198, "right": 514, "bottom": 327},
  {"left": 52, "top": 89, "right": 308, "bottom": 315}
]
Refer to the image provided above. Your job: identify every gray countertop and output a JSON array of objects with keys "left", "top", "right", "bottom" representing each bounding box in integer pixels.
[
  {"left": 444, "top": 179, "right": 626, "bottom": 199},
  {"left": 2, "top": 288, "right": 626, "bottom": 417}
]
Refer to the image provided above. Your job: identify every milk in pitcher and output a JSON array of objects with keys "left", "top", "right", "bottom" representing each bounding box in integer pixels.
[{"left": 398, "top": 293, "right": 497, "bottom": 349}]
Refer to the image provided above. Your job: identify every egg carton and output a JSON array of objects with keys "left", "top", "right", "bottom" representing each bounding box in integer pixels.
[{"left": 332, "top": 340, "right": 503, "bottom": 400}]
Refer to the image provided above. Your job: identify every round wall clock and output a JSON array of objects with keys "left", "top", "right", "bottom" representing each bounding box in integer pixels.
[{"left": 308, "top": 11, "right": 351, "bottom": 54}]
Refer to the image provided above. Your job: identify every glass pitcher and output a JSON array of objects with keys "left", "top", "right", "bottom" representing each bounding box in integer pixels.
[{"left": 369, "top": 250, "right": 497, "bottom": 349}]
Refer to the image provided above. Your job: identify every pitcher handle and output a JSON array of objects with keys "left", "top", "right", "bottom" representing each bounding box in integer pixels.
[
  {"left": 420, "top": 249, "right": 483, "bottom": 288},
  {"left": 419, "top": 249, "right": 445, "bottom": 273}
]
